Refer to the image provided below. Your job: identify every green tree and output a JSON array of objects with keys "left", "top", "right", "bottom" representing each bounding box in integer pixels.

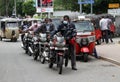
[
  {"left": 54, "top": 0, "right": 120, "bottom": 14},
  {"left": 0, "top": 0, "right": 14, "bottom": 16},
  {"left": 22, "top": 0, "right": 36, "bottom": 17},
  {"left": 16, "top": 1, "right": 25, "bottom": 16}
]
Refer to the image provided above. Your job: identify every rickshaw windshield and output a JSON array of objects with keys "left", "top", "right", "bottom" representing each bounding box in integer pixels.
[
  {"left": 6, "top": 22, "right": 18, "bottom": 28},
  {"left": 74, "top": 21, "right": 94, "bottom": 32}
]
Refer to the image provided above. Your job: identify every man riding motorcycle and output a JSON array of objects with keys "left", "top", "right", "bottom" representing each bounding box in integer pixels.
[
  {"left": 23, "top": 20, "right": 40, "bottom": 54},
  {"left": 29, "top": 20, "right": 40, "bottom": 34},
  {"left": 51, "top": 15, "right": 77, "bottom": 70},
  {"left": 21, "top": 21, "right": 29, "bottom": 43},
  {"left": 33, "top": 18, "right": 55, "bottom": 60},
  {"left": 35, "top": 18, "right": 55, "bottom": 34}
]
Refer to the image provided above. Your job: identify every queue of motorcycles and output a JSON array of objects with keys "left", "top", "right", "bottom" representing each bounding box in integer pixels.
[
  {"left": 22, "top": 30, "right": 69, "bottom": 74},
  {"left": 21, "top": 27, "right": 95, "bottom": 74}
]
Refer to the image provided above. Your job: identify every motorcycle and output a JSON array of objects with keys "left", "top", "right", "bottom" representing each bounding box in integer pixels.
[
  {"left": 32, "top": 34, "right": 40, "bottom": 60},
  {"left": 33, "top": 32, "right": 50, "bottom": 64},
  {"left": 23, "top": 31, "right": 34, "bottom": 56},
  {"left": 49, "top": 32, "right": 68, "bottom": 74}
]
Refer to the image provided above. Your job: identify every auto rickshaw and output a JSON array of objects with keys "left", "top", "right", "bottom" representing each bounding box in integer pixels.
[
  {"left": 0, "top": 18, "right": 21, "bottom": 41},
  {"left": 70, "top": 18, "right": 96, "bottom": 62}
]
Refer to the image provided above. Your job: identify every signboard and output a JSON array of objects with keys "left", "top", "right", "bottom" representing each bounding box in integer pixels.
[
  {"left": 109, "top": 3, "right": 120, "bottom": 8},
  {"left": 37, "top": 7, "right": 53, "bottom": 13},
  {"left": 78, "top": 0, "right": 94, "bottom": 4},
  {"left": 108, "top": 8, "right": 120, "bottom": 15},
  {"left": 36, "top": 0, "right": 53, "bottom": 13}
]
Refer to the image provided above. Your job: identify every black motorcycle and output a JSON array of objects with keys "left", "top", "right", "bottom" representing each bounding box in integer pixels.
[
  {"left": 49, "top": 32, "right": 68, "bottom": 74},
  {"left": 23, "top": 31, "right": 34, "bottom": 56},
  {"left": 33, "top": 32, "right": 50, "bottom": 64}
]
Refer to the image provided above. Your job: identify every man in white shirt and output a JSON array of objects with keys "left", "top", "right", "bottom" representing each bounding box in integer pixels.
[{"left": 99, "top": 16, "right": 109, "bottom": 43}]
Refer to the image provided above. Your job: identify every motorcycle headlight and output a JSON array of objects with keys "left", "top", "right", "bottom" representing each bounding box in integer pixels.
[
  {"left": 33, "top": 36, "right": 38, "bottom": 41},
  {"left": 81, "top": 38, "right": 89, "bottom": 46},
  {"left": 55, "top": 37, "right": 66, "bottom": 47},
  {"left": 40, "top": 37, "right": 47, "bottom": 42},
  {"left": 39, "top": 33, "right": 46, "bottom": 38},
  {"left": 88, "top": 36, "right": 95, "bottom": 43},
  {"left": 57, "top": 37, "right": 64, "bottom": 43}
]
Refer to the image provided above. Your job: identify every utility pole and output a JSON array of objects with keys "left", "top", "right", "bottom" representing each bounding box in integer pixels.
[
  {"left": 40, "top": 0, "right": 43, "bottom": 18},
  {"left": 79, "top": 0, "right": 82, "bottom": 14},
  {"left": 13, "top": 0, "right": 17, "bottom": 17},
  {"left": 90, "top": 0, "right": 93, "bottom": 14}
]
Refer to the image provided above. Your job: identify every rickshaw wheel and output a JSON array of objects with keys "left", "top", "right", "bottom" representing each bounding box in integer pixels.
[
  {"left": 96, "top": 39, "right": 101, "bottom": 45},
  {"left": 11, "top": 38, "right": 17, "bottom": 42},
  {"left": 83, "top": 53, "right": 88, "bottom": 62}
]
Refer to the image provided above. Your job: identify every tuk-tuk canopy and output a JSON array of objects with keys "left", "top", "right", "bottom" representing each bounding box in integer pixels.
[
  {"left": 22, "top": 18, "right": 41, "bottom": 22},
  {"left": 0, "top": 18, "right": 21, "bottom": 22}
]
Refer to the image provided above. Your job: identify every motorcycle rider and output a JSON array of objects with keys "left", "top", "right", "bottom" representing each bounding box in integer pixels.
[
  {"left": 33, "top": 18, "right": 55, "bottom": 60},
  {"left": 51, "top": 15, "right": 77, "bottom": 70},
  {"left": 21, "top": 21, "right": 29, "bottom": 43},
  {"left": 28, "top": 20, "right": 40, "bottom": 34},
  {"left": 35, "top": 18, "right": 55, "bottom": 34}
]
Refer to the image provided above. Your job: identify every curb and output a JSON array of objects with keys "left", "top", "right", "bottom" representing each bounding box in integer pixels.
[{"left": 99, "top": 56, "right": 120, "bottom": 66}]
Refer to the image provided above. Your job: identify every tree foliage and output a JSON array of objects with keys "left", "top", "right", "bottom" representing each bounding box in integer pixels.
[
  {"left": 0, "top": 0, "right": 35, "bottom": 17},
  {"left": 0, "top": 0, "right": 14, "bottom": 16},
  {"left": 22, "top": 0, "right": 36, "bottom": 17},
  {"left": 54, "top": 0, "right": 120, "bottom": 14},
  {"left": 17, "top": 1, "right": 25, "bottom": 16},
  {"left": 0, "top": 0, "right": 120, "bottom": 16}
]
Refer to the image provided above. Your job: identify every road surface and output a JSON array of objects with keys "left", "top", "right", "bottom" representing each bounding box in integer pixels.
[{"left": 0, "top": 39, "right": 120, "bottom": 82}]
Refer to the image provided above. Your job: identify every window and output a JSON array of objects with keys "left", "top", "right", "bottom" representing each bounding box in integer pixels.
[
  {"left": 6, "top": 22, "right": 18, "bottom": 28},
  {"left": 74, "top": 21, "right": 94, "bottom": 32}
]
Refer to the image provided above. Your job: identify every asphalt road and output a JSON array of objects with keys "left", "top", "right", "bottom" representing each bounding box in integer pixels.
[{"left": 0, "top": 39, "right": 120, "bottom": 82}]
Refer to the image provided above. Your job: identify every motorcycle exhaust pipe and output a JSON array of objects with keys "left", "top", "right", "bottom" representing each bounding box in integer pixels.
[{"left": 28, "top": 47, "right": 34, "bottom": 54}]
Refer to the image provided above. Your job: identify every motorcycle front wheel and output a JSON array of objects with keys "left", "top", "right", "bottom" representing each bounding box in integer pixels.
[
  {"left": 58, "top": 56, "right": 63, "bottom": 74},
  {"left": 39, "top": 51, "right": 45, "bottom": 64},
  {"left": 33, "top": 52, "right": 39, "bottom": 60},
  {"left": 28, "top": 49, "right": 32, "bottom": 56},
  {"left": 49, "top": 62, "right": 53, "bottom": 68}
]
